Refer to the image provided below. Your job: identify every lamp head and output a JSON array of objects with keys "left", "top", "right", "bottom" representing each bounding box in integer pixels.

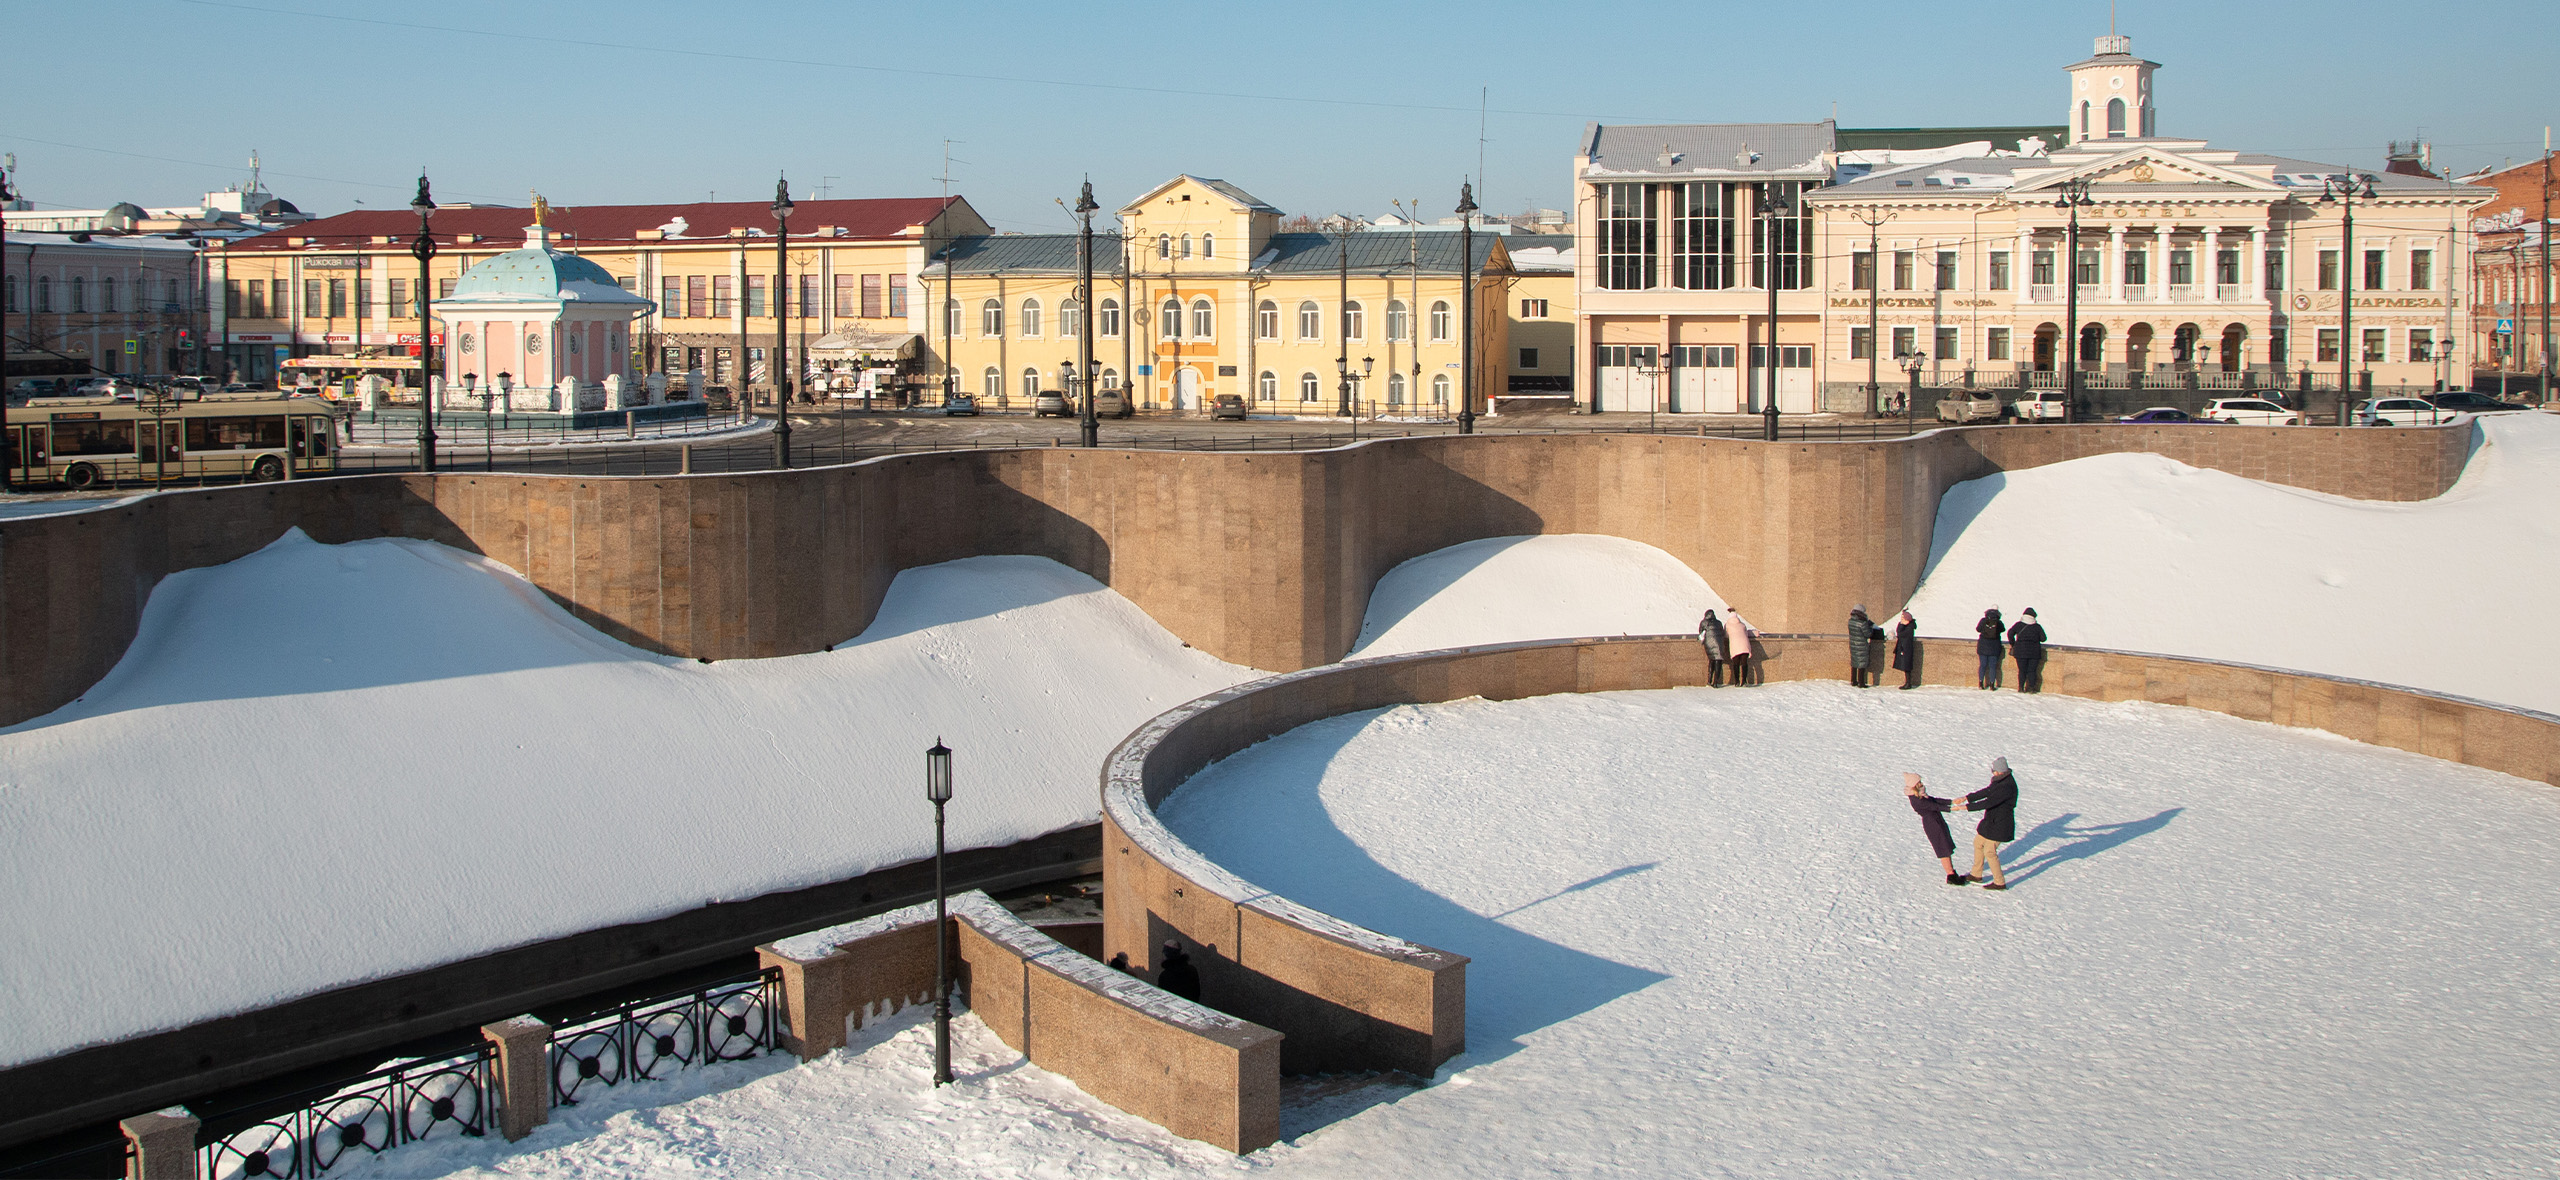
[
  {"left": 772, "top": 176, "right": 795, "bottom": 222},
  {"left": 926, "top": 739, "right": 953, "bottom": 803},
  {"left": 410, "top": 172, "right": 434, "bottom": 218},
  {"left": 1455, "top": 181, "right": 1477, "bottom": 217},
  {"left": 1362, "top": 356, "right": 1374, "bottom": 374}
]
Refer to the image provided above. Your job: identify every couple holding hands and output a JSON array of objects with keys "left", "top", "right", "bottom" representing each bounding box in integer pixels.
[{"left": 1903, "top": 758, "right": 2020, "bottom": 890}]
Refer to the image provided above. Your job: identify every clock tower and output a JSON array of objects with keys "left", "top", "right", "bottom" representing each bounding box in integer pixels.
[{"left": 2065, "top": 33, "right": 2159, "bottom": 145}]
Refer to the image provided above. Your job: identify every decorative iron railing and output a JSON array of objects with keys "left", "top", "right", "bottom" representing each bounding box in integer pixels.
[
  {"left": 195, "top": 1045, "right": 493, "bottom": 1179},
  {"left": 547, "top": 968, "right": 783, "bottom": 1107}
]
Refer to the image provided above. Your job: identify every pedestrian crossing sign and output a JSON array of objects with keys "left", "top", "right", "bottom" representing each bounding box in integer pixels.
[{"left": 2495, "top": 319, "right": 2514, "bottom": 334}]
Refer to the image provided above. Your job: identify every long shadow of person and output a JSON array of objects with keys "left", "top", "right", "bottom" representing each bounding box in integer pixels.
[{"left": 1995, "top": 808, "right": 2184, "bottom": 887}]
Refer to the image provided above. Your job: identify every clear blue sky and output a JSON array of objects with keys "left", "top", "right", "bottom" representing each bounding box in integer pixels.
[{"left": 4, "top": 0, "right": 2549, "bottom": 231}]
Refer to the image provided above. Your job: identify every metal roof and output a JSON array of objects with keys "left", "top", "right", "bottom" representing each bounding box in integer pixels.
[
  {"left": 1583, "top": 121, "right": 1835, "bottom": 179},
  {"left": 227, "top": 196, "right": 964, "bottom": 251},
  {"left": 1838, "top": 126, "right": 2066, "bottom": 154},
  {"left": 929, "top": 231, "right": 1499, "bottom": 276}
]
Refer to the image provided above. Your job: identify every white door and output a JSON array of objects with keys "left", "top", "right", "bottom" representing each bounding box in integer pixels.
[
  {"left": 1596, "top": 345, "right": 1657, "bottom": 412},
  {"left": 1778, "top": 345, "right": 1814, "bottom": 412},
  {"left": 1174, "top": 366, "right": 1198, "bottom": 412},
  {"left": 1669, "top": 346, "right": 1703, "bottom": 413},
  {"left": 1699, "top": 346, "right": 1740, "bottom": 412}
]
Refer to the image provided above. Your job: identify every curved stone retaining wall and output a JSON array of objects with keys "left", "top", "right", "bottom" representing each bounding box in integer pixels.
[
  {"left": 0, "top": 424, "right": 2474, "bottom": 726},
  {"left": 1099, "top": 632, "right": 2557, "bottom": 1081}
]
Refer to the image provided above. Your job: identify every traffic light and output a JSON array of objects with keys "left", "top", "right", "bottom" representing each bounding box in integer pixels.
[{"left": 176, "top": 328, "right": 195, "bottom": 350}]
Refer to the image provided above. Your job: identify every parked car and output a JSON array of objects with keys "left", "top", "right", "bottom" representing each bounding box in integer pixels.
[
  {"left": 1033, "top": 390, "right": 1071, "bottom": 418},
  {"left": 1092, "top": 389, "right": 1133, "bottom": 419},
  {"left": 2116, "top": 407, "right": 2206, "bottom": 424},
  {"left": 2009, "top": 391, "right": 2070, "bottom": 421},
  {"left": 1936, "top": 389, "right": 2006, "bottom": 424},
  {"left": 1210, "top": 394, "right": 1248, "bottom": 421},
  {"left": 2203, "top": 397, "right": 2300, "bottom": 425},
  {"left": 942, "top": 394, "right": 980, "bottom": 417},
  {"left": 2356, "top": 397, "right": 2450, "bottom": 426},
  {"left": 2426, "top": 391, "right": 2532, "bottom": 413}
]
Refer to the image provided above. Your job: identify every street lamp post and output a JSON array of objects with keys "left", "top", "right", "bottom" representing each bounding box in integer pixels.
[
  {"left": 2053, "top": 177, "right": 2096, "bottom": 424},
  {"left": 1075, "top": 180, "right": 1100, "bottom": 447},
  {"left": 410, "top": 174, "right": 439, "bottom": 472},
  {"left": 1456, "top": 182, "right": 1478, "bottom": 434},
  {"left": 1758, "top": 185, "right": 1794, "bottom": 439},
  {"left": 1850, "top": 209, "right": 1895, "bottom": 417},
  {"left": 1335, "top": 354, "right": 1373, "bottom": 426},
  {"left": 1905, "top": 353, "right": 1925, "bottom": 421},
  {"left": 1, "top": 167, "right": 14, "bottom": 492},
  {"left": 772, "top": 178, "right": 795, "bottom": 469},
  {"left": 464, "top": 372, "right": 497, "bottom": 471},
  {"left": 2320, "top": 173, "right": 2378, "bottom": 425},
  {"left": 1637, "top": 361, "right": 1662, "bottom": 433},
  {"left": 925, "top": 739, "right": 955, "bottom": 1087}
]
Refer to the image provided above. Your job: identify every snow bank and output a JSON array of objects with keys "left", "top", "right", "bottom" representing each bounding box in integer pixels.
[
  {"left": 1351, "top": 535, "right": 1717, "bottom": 658},
  {"left": 0, "top": 534, "right": 1250, "bottom": 1067},
  {"left": 1907, "top": 413, "right": 2560, "bottom": 712}
]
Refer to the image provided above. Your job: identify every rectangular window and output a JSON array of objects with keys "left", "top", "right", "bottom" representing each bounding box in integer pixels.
[
  {"left": 833, "top": 274, "right": 856, "bottom": 317},
  {"left": 2316, "top": 328, "right": 2341, "bottom": 362},
  {"left": 1750, "top": 181, "right": 1809, "bottom": 291},
  {"left": 1892, "top": 250, "right": 1913, "bottom": 290},
  {"left": 305, "top": 279, "right": 322, "bottom": 317},
  {"left": 1598, "top": 183, "right": 1658, "bottom": 291},
  {"left": 2363, "top": 250, "right": 2385, "bottom": 290},
  {"left": 2409, "top": 250, "right": 2433, "bottom": 291},
  {"left": 2362, "top": 328, "right": 2386, "bottom": 362},
  {"left": 2168, "top": 250, "right": 2194, "bottom": 286},
  {"left": 246, "top": 280, "right": 267, "bottom": 319},
  {"left": 2264, "top": 251, "right": 2284, "bottom": 291},
  {"left": 687, "top": 275, "right": 708, "bottom": 318},
  {"left": 225, "top": 279, "right": 244, "bottom": 317},
  {"left": 1936, "top": 251, "right": 1958, "bottom": 291},
  {"left": 1987, "top": 327, "right": 2012, "bottom": 360},
  {"left": 53, "top": 418, "right": 136, "bottom": 456},
  {"left": 2408, "top": 328, "right": 2435, "bottom": 362},
  {"left": 184, "top": 415, "right": 287, "bottom": 451},
  {"left": 356, "top": 279, "right": 372, "bottom": 315},
  {"left": 712, "top": 275, "right": 733, "bottom": 317},
  {"left": 2, "top": 274, "right": 14, "bottom": 313},
  {"left": 1849, "top": 326, "right": 1873, "bottom": 360},
  {"left": 1988, "top": 251, "right": 2011, "bottom": 290},
  {"left": 2126, "top": 249, "right": 2149, "bottom": 286},
  {"left": 1851, "top": 252, "right": 1875, "bottom": 291},
  {"left": 1668, "top": 181, "right": 1732, "bottom": 290},
  {"left": 1935, "top": 327, "right": 1958, "bottom": 359},
  {"left": 861, "top": 274, "right": 883, "bottom": 318},
  {"left": 2318, "top": 250, "right": 2339, "bottom": 290},
  {"left": 662, "top": 279, "right": 682, "bottom": 317},
  {"left": 888, "top": 274, "right": 907, "bottom": 317},
  {"left": 744, "top": 275, "right": 767, "bottom": 317},
  {"left": 2215, "top": 249, "right": 2240, "bottom": 286},
  {"left": 1518, "top": 348, "right": 1539, "bottom": 369},
  {"left": 327, "top": 279, "right": 348, "bottom": 317},
  {"left": 2031, "top": 250, "right": 2055, "bottom": 286},
  {"left": 1891, "top": 326, "right": 1917, "bottom": 358},
  {"left": 391, "top": 278, "right": 414, "bottom": 318},
  {"left": 2076, "top": 249, "right": 2101, "bottom": 287},
  {"left": 1518, "top": 298, "right": 1548, "bottom": 318}
]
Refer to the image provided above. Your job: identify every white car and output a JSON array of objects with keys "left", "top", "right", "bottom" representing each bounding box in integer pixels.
[
  {"left": 2356, "top": 397, "right": 2451, "bottom": 427},
  {"left": 2203, "top": 397, "right": 2300, "bottom": 426},
  {"left": 2010, "top": 391, "right": 2070, "bottom": 421}
]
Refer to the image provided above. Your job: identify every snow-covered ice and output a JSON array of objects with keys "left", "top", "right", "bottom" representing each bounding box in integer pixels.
[
  {"left": 1907, "top": 413, "right": 2560, "bottom": 712},
  {"left": 0, "top": 534, "right": 1249, "bottom": 1067},
  {"left": 1352, "top": 534, "right": 1718, "bottom": 658}
]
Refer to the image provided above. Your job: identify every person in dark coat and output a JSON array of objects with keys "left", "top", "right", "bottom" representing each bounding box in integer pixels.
[
  {"left": 1891, "top": 610, "right": 1922, "bottom": 689},
  {"left": 1155, "top": 940, "right": 1202, "bottom": 1001},
  {"left": 2007, "top": 608, "right": 2048, "bottom": 694},
  {"left": 1974, "top": 608, "right": 2006, "bottom": 690},
  {"left": 1847, "top": 605, "right": 1876, "bottom": 687},
  {"left": 1107, "top": 952, "right": 1134, "bottom": 974},
  {"left": 1699, "top": 608, "right": 1729, "bottom": 686},
  {"left": 1903, "top": 772, "right": 1969, "bottom": 884},
  {"left": 1952, "top": 756, "right": 2019, "bottom": 889}
]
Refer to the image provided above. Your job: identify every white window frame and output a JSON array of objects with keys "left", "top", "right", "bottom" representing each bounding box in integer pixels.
[
  {"left": 1019, "top": 297, "right": 1042, "bottom": 338},
  {"left": 1429, "top": 300, "right": 1451, "bottom": 341},
  {"left": 1258, "top": 300, "right": 1280, "bottom": 339},
  {"left": 1159, "top": 298, "right": 1182, "bottom": 339},
  {"left": 980, "top": 298, "right": 1003, "bottom": 337},
  {"left": 1298, "top": 371, "right": 1320, "bottom": 401},
  {"left": 1297, "top": 301, "right": 1321, "bottom": 341}
]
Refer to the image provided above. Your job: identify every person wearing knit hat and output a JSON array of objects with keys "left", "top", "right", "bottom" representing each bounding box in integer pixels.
[
  {"left": 1902, "top": 772, "right": 1969, "bottom": 885},
  {"left": 2008, "top": 608, "right": 2049, "bottom": 694},
  {"left": 1952, "top": 756, "right": 2020, "bottom": 889}
]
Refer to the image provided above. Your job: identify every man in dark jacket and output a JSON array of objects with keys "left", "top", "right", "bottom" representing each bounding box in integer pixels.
[
  {"left": 2007, "top": 608, "right": 2048, "bottom": 694},
  {"left": 1891, "top": 610, "right": 1922, "bottom": 689},
  {"left": 1904, "top": 772, "right": 1968, "bottom": 884},
  {"left": 1953, "top": 756, "right": 2019, "bottom": 889},
  {"left": 1700, "top": 609, "right": 1729, "bottom": 686},
  {"left": 1155, "top": 940, "right": 1202, "bottom": 1001},
  {"left": 1974, "top": 609, "right": 2006, "bottom": 690},
  {"left": 1847, "top": 606, "right": 1876, "bottom": 687}
]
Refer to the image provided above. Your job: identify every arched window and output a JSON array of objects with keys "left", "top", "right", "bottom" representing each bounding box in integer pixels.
[
  {"left": 1386, "top": 300, "right": 1409, "bottom": 341},
  {"left": 2106, "top": 98, "right": 2127, "bottom": 137},
  {"left": 944, "top": 299, "right": 961, "bottom": 337},
  {"left": 1257, "top": 300, "right": 1279, "bottom": 339},
  {"left": 36, "top": 275, "right": 52, "bottom": 312},
  {"left": 1159, "top": 298, "right": 1182, "bottom": 338},
  {"left": 1202, "top": 233, "right": 1215, "bottom": 259},
  {"left": 1098, "top": 298, "right": 1122, "bottom": 337},
  {"left": 1191, "top": 297, "right": 1214, "bottom": 339},
  {"left": 1022, "top": 367, "right": 1041, "bottom": 399},
  {"left": 1432, "top": 373, "right": 1452, "bottom": 404},
  {"left": 1180, "top": 234, "right": 1193, "bottom": 258},
  {"left": 1388, "top": 372, "right": 1407, "bottom": 404},
  {"left": 1019, "top": 297, "right": 1042, "bottom": 338},
  {"left": 980, "top": 298, "right": 1003, "bottom": 337},
  {"left": 101, "top": 276, "right": 117, "bottom": 313},
  {"left": 70, "top": 276, "right": 86, "bottom": 313},
  {"left": 2079, "top": 101, "right": 2090, "bottom": 139},
  {"left": 1258, "top": 370, "right": 1277, "bottom": 401},
  {"left": 1342, "top": 300, "right": 1365, "bottom": 341},
  {"left": 982, "top": 366, "right": 1001, "bottom": 397},
  {"left": 1297, "top": 301, "right": 1321, "bottom": 340},
  {"left": 1299, "top": 372, "right": 1321, "bottom": 401},
  {"left": 1101, "top": 368, "right": 1120, "bottom": 389},
  {"left": 1429, "top": 300, "right": 1452, "bottom": 341},
  {"left": 1156, "top": 234, "right": 1171, "bottom": 259},
  {"left": 1060, "top": 299, "right": 1081, "bottom": 338}
]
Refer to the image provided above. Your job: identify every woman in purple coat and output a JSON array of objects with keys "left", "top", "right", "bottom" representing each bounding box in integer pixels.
[{"left": 1903, "top": 772, "right": 1969, "bottom": 885}]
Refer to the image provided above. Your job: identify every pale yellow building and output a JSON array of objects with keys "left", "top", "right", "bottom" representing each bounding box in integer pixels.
[{"left": 921, "top": 176, "right": 1514, "bottom": 417}]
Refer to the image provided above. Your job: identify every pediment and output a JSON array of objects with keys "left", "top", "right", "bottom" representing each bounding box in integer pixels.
[{"left": 2015, "top": 148, "right": 2285, "bottom": 196}]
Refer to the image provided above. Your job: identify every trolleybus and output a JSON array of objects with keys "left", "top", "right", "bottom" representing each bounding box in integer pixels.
[{"left": 6, "top": 391, "right": 341, "bottom": 488}]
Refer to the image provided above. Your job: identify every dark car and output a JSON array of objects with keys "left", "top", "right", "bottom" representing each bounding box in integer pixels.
[
  {"left": 1033, "top": 391, "right": 1071, "bottom": 418},
  {"left": 941, "top": 394, "right": 979, "bottom": 417},
  {"left": 1210, "top": 394, "right": 1248, "bottom": 421},
  {"left": 2116, "top": 407, "right": 2203, "bottom": 424},
  {"left": 2426, "top": 391, "right": 2532, "bottom": 413}
]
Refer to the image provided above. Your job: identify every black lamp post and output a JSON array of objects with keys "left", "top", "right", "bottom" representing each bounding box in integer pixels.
[
  {"left": 1075, "top": 179, "right": 1100, "bottom": 447},
  {"left": 464, "top": 372, "right": 497, "bottom": 471},
  {"left": 925, "top": 738, "right": 954, "bottom": 1087},
  {"left": 410, "top": 173, "right": 439, "bottom": 472},
  {"left": 1335, "top": 354, "right": 1373, "bottom": 423},
  {"left": 1456, "top": 182, "right": 1478, "bottom": 434},
  {"left": 2319, "top": 173, "right": 2379, "bottom": 425},
  {"left": 2053, "top": 176, "right": 2095, "bottom": 424},
  {"left": 1904, "top": 353, "right": 1925, "bottom": 423},
  {"left": 1758, "top": 185, "right": 1794, "bottom": 439},
  {"left": 1, "top": 167, "right": 15, "bottom": 493},
  {"left": 772, "top": 177, "right": 794, "bottom": 469}
]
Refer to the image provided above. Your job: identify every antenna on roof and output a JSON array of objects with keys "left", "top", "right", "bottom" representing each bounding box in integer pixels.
[
  {"left": 247, "top": 149, "right": 261, "bottom": 193},
  {"left": 1477, "top": 87, "right": 1489, "bottom": 216}
]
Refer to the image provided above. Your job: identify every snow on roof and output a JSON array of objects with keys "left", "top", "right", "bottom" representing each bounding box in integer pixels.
[
  {"left": 1583, "top": 120, "right": 1836, "bottom": 179},
  {"left": 228, "top": 196, "right": 960, "bottom": 251}
]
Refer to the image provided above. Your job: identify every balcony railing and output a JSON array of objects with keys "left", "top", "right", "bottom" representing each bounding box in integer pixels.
[
  {"left": 2169, "top": 285, "right": 2203, "bottom": 303},
  {"left": 2216, "top": 284, "right": 2245, "bottom": 302},
  {"left": 2123, "top": 288, "right": 2156, "bottom": 303},
  {"left": 2028, "top": 284, "right": 2057, "bottom": 302}
]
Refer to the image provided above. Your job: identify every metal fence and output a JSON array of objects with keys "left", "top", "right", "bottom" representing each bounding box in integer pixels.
[
  {"left": 193, "top": 1044, "right": 495, "bottom": 1180},
  {"left": 546, "top": 968, "right": 782, "bottom": 1107},
  {"left": 344, "top": 405, "right": 755, "bottom": 448}
]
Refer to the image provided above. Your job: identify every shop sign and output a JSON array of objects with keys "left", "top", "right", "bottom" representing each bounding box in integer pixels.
[
  {"left": 303, "top": 256, "right": 364, "bottom": 269},
  {"left": 393, "top": 333, "right": 447, "bottom": 345},
  {"left": 231, "top": 334, "right": 277, "bottom": 343}
]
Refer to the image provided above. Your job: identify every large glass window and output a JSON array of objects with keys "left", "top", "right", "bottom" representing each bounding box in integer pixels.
[
  {"left": 327, "top": 279, "right": 348, "bottom": 317},
  {"left": 1893, "top": 251, "right": 1913, "bottom": 290},
  {"left": 1987, "top": 327, "right": 2012, "bottom": 360},
  {"left": 2317, "top": 250, "right": 2339, "bottom": 290},
  {"left": 2409, "top": 249, "right": 2433, "bottom": 291},
  {"left": 2216, "top": 249, "right": 2241, "bottom": 286},
  {"left": 2316, "top": 328, "right": 2340, "bottom": 362},
  {"left": 1852, "top": 252, "right": 1875, "bottom": 291},
  {"left": 1061, "top": 299, "right": 1081, "bottom": 338},
  {"left": 2265, "top": 250, "right": 2285, "bottom": 290},
  {"left": 1935, "top": 327, "right": 1959, "bottom": 359},
  {"left": 1988, "top": 251, "right": 2011, "bottom": 290},
  {"left": 2126, "top": 249, "right": 2149, "bottom": 286},
  {"left": 1258, "top": 370, "right": 1276, "bottom": 401},
  {"left": 1850, "top": 327, "right": 1872, "bottom": 359},
  {"left": 1597, "top": 182, "right": 1658, "bottom": 290},
  {"left": 711, "top": 275, "right": 732, "bottom": 317},
  {"left": 1022, "top": 367, "right": 1040, "bottom": 399},
  {"left": 1750, "top": 182, "right": 1812, "bottom": 290},
  {"left": 861, "top": 275, "right": 884, "bottom": 317},
  {"left": 2169, "top": 250, "right": 2194, "bottom": 286},
  {"left": 2362, "top": 328, "right": 2386, "bottom": 362},
  {"left": 744, "top": 275, "right": 767, "bottom": 317},
  {"left": 2408, "top": 328, "right": 2436, "bottom": 362},
  {"left": 53, "top": 419, "right": 135, "bottom": 456},
  {"left": 2031, "top": 251, "right": 2055, "bottom": 286},
  {"left": 1341, "top": 300, "right": 1363, "bottom": 341},
  {"left": 1432, "top": 373, "right": 1451, "bottom": 404},
  {"left": 1936, "top": 251, "right": 1958, "bottom": 291},
  {"left": 945, "top": 299, "right": 961, "bottom": 337},
  {"left": 2076, "top": 249, "right": 2101, "bottom": 287},
  {"left": 1159, "top": 298, "right": 1181, "bottom": 338},
  {"left": 184, "top": 415, "right": 286, "bottom": 451},
  {"left": 1668, "top": 182, "right": 1733, "bottom": 290},
  {"left": 2363, "top": 250, "right": 2385, "bottom": 290},
  {"left": 1891, "top": 326, "right": 1917, "bottom": 357},
  {"left": 982, "top": 366, "right": 1001, "bottom": 396},
  {"left": 1298, "top": 371, "right": 1320, "bottom": 401}
]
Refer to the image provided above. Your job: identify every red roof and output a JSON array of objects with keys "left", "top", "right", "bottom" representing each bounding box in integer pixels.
[{"left": 227, "top": 196, "right": 961, "bottom": 251}]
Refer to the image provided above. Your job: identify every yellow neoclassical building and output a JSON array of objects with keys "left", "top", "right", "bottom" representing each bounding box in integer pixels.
[{"left": 922, "top": 176, "right": 1529, "bottom": 416}]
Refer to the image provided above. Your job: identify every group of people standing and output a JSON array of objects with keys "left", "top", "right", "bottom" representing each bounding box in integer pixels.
[
  {"left": 1696, "top": 607, "right": 1760, "bottom": 687},
  {"left": 1971, "top": 608, "right": 2048, "bottom": 692},
  {"left": 1701, "top": 603, "right": 2052, "bottom": 692}
]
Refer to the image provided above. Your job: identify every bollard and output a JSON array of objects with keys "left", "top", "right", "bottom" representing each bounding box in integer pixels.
[
  {"left": 625, "top": 410, "right": 636, "bottom": 439},
  {"left": 481, "top": 1016, "right": 552, "bottom": 1141},
  {"left": 120, "top": 1107, "right": 199, "bottom": 1180},
  {"left": 681, "top": 444, "right": 694, "bottom": 475}
]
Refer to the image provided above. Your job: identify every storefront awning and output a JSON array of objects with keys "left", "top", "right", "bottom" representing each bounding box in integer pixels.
[{"left": 808, "top": 330, "right": 921, "bottom": 360}]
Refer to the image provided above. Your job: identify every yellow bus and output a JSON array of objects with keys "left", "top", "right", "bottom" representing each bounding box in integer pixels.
[{"left": 6, "top": 392, "right": 341, "bottom": 489}]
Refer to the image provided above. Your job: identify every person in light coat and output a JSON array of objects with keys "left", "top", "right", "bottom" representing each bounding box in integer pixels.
[
  {"left": 1722, "top": 609, "right": 1758, "bottom": 686},
  {"left": 1699, "top": 608, "right": 1730, "bottom": 686}
]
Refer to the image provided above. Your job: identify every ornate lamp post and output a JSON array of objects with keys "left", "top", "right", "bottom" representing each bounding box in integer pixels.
[
  {"left": 771, "top": 178, "right": 794, "bottom": 468},
  {"left": 1849, "top": 208, "right": 1895, "bottom": 417},
  {"left": 1075, "top": 179, "right": 1100, "bottom": 447},
  {"left": 1456, "top": 182, "right": 1478, "bottom": 434},
  {"left": 2053, "top": 176, "right": 2096, "bottom": 423},
  {"left": 925, "top": 738, "right": 955, "bottom": 1087},
  {"left": 2319, "top": 173, "right": 2379, "bottom": 425},
  {"left": 1758, "top": 185, "right": 1795, "bottom": 439},
  {"left": 410, "top": 173, "right": 439, "bottom": 472},
  {"left": 1636, "top": 358, "right": 1662, "bottom": 433},
  {"left": 1335, "top": 354, "right": 1373, "bottom": 422}
]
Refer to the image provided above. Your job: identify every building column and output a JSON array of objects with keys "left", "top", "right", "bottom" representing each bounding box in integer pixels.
[
  {"left": 2016, "top": 230, "right": 2033, "bottom": 302},
  {"left": 2108, "top": 225, "right": 2128, "bottom": 304}
]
